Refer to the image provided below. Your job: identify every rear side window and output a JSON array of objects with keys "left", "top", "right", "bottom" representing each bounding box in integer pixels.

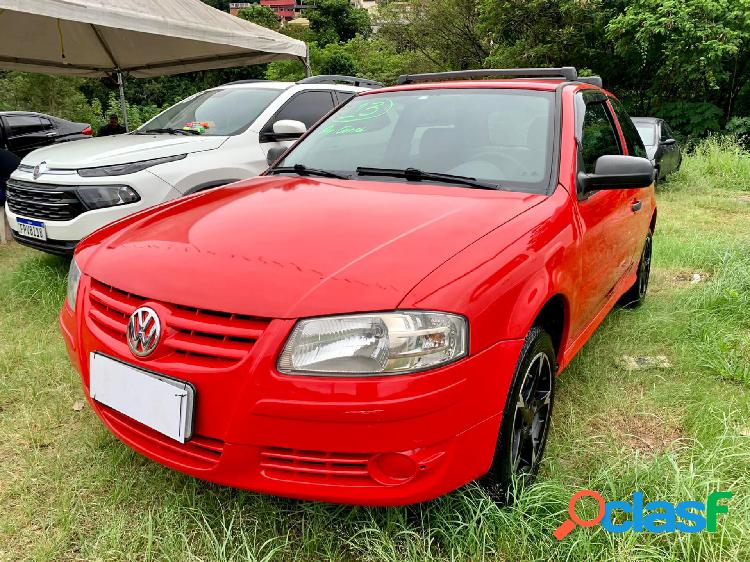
[
  {"left": 6, "top": 115, "right": 45, "bottom": 136},
  {"left": 579, "top": 100, "right": 621, "bottom": 174},
  {"left": 334, "top": 91, "right": 356, "bottom": 106},
  {"left": 609, "top": 99, "right": 647, "bottom": 159},
  {"left": 263, "top": 90, "right": 335, "bottom": 133}
]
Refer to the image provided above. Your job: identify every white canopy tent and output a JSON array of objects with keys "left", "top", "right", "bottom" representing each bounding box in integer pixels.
[{"left": 0, "top": 0, "right": 309, "bottom": 129}]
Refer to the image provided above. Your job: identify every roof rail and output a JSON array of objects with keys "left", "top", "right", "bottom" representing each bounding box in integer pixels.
[
  {"left": 397, "top": 67, "right": 598, "bottom": 85},
  {"left": 297, "top": 75, "right": 384, "bottom": 88},
  {"left": 576, "top": 76, "right": 603, "bottom": 88},
  {"left": 222, "top": 79, "right": 268, "bottom": 86}
]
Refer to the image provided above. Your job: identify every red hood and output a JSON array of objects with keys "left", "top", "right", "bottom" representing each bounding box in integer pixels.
[{"left": 83, "top": 176, "right": 544, "bottom": 318}]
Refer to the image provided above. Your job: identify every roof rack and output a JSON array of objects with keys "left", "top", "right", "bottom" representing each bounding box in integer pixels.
[
  {"left": 222, "top": 79, "right": 268, "bottom": 86},
  {"left": 396, "top": 67, "right": 602, "bottom": 87},
  {"left": 297, "top": 75, "right": 384, "bottom": 88},
  {"left": 576, "top": 76, "right": 603, "bottom": 87}
]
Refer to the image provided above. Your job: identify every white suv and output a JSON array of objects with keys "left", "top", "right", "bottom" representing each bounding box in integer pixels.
[{"left": 4, "top": 76, "right": 379, "bottom": 255}]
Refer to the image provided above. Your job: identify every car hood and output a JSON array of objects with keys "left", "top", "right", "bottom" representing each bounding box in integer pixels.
[
  {"left": 83, "top": 176, "right": 545, "bottom": 319},
  {"left": 21, "top": 134, "right": 227, "bottom": 169}
]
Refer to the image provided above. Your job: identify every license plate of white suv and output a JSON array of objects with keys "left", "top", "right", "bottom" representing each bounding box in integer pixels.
[{"left": 16, "top": 217, "right": 47, "bottom": 241}]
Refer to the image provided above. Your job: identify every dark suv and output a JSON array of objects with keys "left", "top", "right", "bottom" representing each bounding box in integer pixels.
[{"left": 0, "top": 111, "right": 92, "bottom": 159}]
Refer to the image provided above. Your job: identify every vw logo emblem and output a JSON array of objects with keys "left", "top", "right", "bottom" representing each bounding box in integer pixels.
[
  {"left": 127, "top": 306, "right": 161, "bottom": 358},
  {"left": 33, "top": 161, "right": 47, "bottom": 180}
]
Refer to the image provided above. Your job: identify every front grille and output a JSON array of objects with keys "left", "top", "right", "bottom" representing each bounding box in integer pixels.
[
  {"left": 100, "top": 405, "right": 225, "bottom": 470},
  {"left": 260, "top": 447, "right": 374, "bottom": 485},
  {"left": 6, "top": 179, "right": 85, "bottom": 221},
  {"left": 87, "top": 279, "right": 269, "bottom": 369}
]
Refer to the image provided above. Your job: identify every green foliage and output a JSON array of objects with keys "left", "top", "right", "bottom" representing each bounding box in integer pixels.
[
  {"left": 655, "top": 101, "right": 724, "bottom": 138},
  {"left": 0, "top": 73, "right": 101, "bottom": 126},
  {"left": 379, "top": 0, "right": 488, "bottom": 71},
  {"left": 237, "top": 5, "right": 281, "bottom": 31},
  {"left": 307, "top": 0, "right": 371, "bottom": 46}
]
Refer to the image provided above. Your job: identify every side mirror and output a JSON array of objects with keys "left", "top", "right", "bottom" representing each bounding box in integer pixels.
[
  {"left": 578, "top": 155, "right": 654, "bottom": 191},
  {"left": 272, "top": 119, "right": 306, "bottom": 138},
  {"left": 662, "top": 138, "right": 677, "bottom": 146},
  {"left": 266, "top": 146, "right": 287, "bottom": 167}
]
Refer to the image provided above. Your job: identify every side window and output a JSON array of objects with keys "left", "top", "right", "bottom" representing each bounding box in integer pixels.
[
  {"left": 609, "top": 98, "right": 647, "bottom": 159},
  {"left": 580, "top": 100, "right": 621, "bottom": 174},
  {"left": 263, "top": 91, "right": 335, "bottom": 134},
  {"left": 39, "top": 117, "right": 54, "bottom": 131},
  {"left": 660, "top": 121, "right": 674, "bottom": 141},
  {"left": 6, "top": 115, "right": 45, "bottom": 136},
  {"left": 334, "top": 91, "right": 356, "bottom": 106}
]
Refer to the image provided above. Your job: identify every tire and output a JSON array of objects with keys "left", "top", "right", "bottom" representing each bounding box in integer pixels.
[
  {"left": 480, "top": 326, "right": 556, "bottom": 502},
  {"left": 619, "top": 229, "right": 653, "bottom": 308}
]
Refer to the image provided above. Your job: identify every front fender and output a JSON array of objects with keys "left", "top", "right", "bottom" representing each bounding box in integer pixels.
[{"left": 400, "top": 187, "right": 579, "bottom": 355}]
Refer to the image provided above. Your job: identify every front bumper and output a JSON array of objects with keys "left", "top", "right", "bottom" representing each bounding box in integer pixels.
[
  {"left": 60, "top": 281, "right": 524, "bottom": 506},
  {"left": 5, "top": 170, "right": 180, "bottom": 248}
]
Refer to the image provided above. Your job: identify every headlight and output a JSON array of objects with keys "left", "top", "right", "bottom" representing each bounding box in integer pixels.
[
  {"left": 278, "top": 311, "right": 468, "bottom": 376},
  {"left": 77, "top": 154, "right": 186, "bottom": 177},
  {"left": 66, "top": 259, "right": 81, "bottom": 312},
  {"left": 77, "top": 185, "right": 140, "bottom": 209}
]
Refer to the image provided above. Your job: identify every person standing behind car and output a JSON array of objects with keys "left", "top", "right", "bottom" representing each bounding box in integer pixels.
[
  {"left": 0, "top": 147, "right": 21, "bottom": 243},
  {"left": 98, "top": 114, "right": 126, "bottom": 136}
]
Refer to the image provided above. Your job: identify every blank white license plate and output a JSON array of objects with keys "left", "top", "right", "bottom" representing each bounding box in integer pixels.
[
  {"left": 89, "top": 353, "right": 195, "bottom": 443},
  {"left": 17, "top": 217, "right": 47, "bottom": 241}
]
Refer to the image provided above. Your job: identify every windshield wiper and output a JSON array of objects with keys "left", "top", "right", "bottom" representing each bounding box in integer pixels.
[
  {"left": 138, "top": 128, "right": 201, "bottom": 136},
  {"left": 355, "top": 167, "right": 501, "bottom": 190},
  {"left": 269, "top": 164, "right": 351, "bottom": 180}
]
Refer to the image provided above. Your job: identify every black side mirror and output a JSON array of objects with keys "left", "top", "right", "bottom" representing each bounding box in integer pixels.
[
  {"left": 578, "top": 155, "right": 654, "bottom": 191},
  {"left": 662, "top": 138, "right": 677, "bottom": 146},
  {"left": 266, "top": 146, "right": 287, "bottom": 167}
]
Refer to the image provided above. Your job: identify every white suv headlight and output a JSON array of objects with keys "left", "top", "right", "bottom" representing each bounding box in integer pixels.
[
  {"left": 278, "top": 311, "right": 468, "bottom": 376},
  {"left": 67, "top": 259, "right": 81, "bottom": 312}
]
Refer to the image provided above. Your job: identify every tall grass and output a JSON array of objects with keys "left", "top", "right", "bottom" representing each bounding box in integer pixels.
[{"left": 666, "top": 135, "right": 750, "bottom": 192}]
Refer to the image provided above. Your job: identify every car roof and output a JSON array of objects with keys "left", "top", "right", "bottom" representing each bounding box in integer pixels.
[
  {"left": 216, "top": 81, "right": 368, "bottom": 92},
  {"left": 631, "top": 117, "right": 660, "bottom": 124},
  {"left": 360, "top": 79, "right": 615, "bottom": 98}
]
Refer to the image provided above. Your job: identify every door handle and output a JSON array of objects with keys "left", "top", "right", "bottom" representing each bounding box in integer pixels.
[
  {"left": 46, "top": 132, "right": 57, "bottom": 137},
  {"left": 631, "top": 200, "right": 642, "bottom": 212}
]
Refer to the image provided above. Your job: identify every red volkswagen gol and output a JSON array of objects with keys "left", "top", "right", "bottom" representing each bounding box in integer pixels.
[{"left": 60, "top": 68, "right": 655, "bottom": 506}]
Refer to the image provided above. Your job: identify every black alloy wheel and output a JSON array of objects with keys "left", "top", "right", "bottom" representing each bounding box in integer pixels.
[{"left": 481, "top": 327, "right": 556, "bottom": 502}]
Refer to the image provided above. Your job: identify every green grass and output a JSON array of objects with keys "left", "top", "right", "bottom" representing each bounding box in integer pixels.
[{"left": 1, "top": 139, "right": 750, "bottom": 561}]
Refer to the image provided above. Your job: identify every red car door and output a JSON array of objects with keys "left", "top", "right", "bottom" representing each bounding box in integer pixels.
[{"left": 570, "top": 91, "right": 637, "bottom": 338}]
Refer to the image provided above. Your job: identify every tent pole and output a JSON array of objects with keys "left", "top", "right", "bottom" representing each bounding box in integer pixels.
[
  {"left": 116, "top": 69, "right": 129, "bottom": 132},
  {"left": 303, "top": 47, "right": 312, "bottom": 77}
]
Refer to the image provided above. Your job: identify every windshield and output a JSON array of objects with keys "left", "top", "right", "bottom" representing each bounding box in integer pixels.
[
  {"left": 138, "top": 88, "right": 281, "bottom": 136},
  {"left": 277, "top": 89, "right": 555, "bottom": 193},
  {"left": 635, "top": 123, "right": 657, "bottom": 146}
]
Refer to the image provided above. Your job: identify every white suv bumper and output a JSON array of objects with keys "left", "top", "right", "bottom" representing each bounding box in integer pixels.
[{"left": 5, "top": 169, "right": 180, "bottom": 254}]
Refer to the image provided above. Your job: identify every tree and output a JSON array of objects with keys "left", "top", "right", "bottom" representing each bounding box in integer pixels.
[
  {"left": 237, "top": 5, "right": 281, "bottom": 31},
  {"left": 307, "top": 0, "right": 371, "bottom": 46},
  {"left": 607, "top": 0, "right": 750, "bottom": 122},
  {"left": 379, "top": 0, "right": 489, "bottom": 71}
]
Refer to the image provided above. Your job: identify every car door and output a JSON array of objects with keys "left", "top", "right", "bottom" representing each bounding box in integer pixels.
[
  {"left": 2, "top": 114, "right": 54, "bottom": 158},
  {"left": 259, "top": 90, "right": 336, "bottom": 156},
  {"left": 571, "top": 91, "right": 637, "bottom": 336}
]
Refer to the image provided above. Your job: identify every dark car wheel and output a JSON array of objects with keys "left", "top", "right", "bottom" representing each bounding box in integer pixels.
[
  {"left": 480, "top": 326, "right": 556, "bottom": 502},
  {"left": 619, "top": 229, "right": 653, "bottom": 308}
]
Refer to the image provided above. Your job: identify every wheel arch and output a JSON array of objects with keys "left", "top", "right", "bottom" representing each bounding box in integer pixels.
[
  {"left": 649, "top": 208, "right": 657, "bottom": 232},
  {"left": 530, "top": 293, "right": 569, "bottom": 361}
]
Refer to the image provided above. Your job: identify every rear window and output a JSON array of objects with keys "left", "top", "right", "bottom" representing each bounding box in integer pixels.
[
  {"left": 635, "top": 123, "right": 656, "bottom": 146},
  {"left": 139, "top": 88, "right": 282, "bottom": 136}
]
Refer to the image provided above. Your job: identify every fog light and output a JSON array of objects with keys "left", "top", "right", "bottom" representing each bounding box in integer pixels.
[{"left": 369, "top": 453, "right": 418, "bottom": 485}]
